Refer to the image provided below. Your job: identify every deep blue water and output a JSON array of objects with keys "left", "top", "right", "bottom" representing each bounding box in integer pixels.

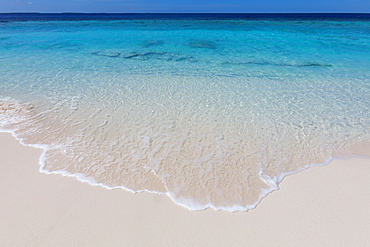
[{"left": 1, "top": 13, "right": 370, "bottom": 22}]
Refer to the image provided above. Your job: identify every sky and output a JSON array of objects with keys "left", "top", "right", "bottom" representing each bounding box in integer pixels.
[{"left": 0, "top": 0, "right": 369, "bottom": 13}]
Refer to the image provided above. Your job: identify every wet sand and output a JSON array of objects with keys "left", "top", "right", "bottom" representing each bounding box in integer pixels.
[{"left": 0, "top": 132, "right": 369, "bottom": 246}]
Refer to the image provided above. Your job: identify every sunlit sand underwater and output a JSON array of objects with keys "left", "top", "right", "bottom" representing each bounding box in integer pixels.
[{"left": 1, "top": 14, "right": 369, "bottom": 211}]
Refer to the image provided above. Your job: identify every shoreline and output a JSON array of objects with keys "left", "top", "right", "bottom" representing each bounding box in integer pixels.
[
  {"left": 1, "top": 128, "right": 363, "bottom": 213},
  {"left": 1, "top": 131, "right": 369, "bottom": 246}
]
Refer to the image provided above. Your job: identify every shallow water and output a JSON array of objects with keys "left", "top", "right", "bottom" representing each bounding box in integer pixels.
[{"left": 1, "top": 14, "right": 369, "bottom": 211}]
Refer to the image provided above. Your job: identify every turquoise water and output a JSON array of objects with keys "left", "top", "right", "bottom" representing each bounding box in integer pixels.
[{"left": 1, "top": 14, "right": 369, "bottom": 211}]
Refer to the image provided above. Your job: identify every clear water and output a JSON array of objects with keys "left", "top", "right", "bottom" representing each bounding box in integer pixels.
[{"left": 1, "top": 14, "right": 369, "bottom": 211}]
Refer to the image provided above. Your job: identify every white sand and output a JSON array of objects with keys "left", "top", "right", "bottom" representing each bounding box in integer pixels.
[{"left": 0, "top": 132, "right": 369, "bottom": 246}]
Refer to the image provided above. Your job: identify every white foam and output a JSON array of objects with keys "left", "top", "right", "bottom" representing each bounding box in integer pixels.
[
  {"left": 0, "top": 94, "right": 366, "bottom": 212},
  {"left": 164, "top": 157, "right": 334, "bottom": 212},
  {"left": 0, "top": 127, "right": 363, "bottom": 212}
]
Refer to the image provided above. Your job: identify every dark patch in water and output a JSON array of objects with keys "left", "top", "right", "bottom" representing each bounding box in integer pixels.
[
  {"left": 122, "top": 51, "right": 198, "bottom": 62},
  {"left": 297, "top": 62, "right": 332, "bottom": 67},
  {"left": 121, "top": 51, "right": 167, "bottom": 60},
  {"left": 93, "top": 50, "right": 198, "bottom": 62},
  {"left": 187, "top": 40, "right": 217, "bottom": 49},
  {"left": 222, "top": 61, "right": 332, "bottom": 68},
  {"left": 121, "top": 52, "right": 140, "bottom": 59},
  {"left": 92, "top": 50, "right": 122, "bottom": 57}
]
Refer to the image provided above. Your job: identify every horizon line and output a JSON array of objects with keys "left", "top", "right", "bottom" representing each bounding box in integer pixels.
[{"left": 1, "top": 12, "right": 370, "bottom": 14}]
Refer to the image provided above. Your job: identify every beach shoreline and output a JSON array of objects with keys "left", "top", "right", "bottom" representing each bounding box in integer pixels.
[{"left": 1, "top": 131, "right": 369, "bottom": 246}]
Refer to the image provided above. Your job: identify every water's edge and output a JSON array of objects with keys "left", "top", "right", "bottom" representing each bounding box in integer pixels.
[{"left": 2, "top": 128, "right": 352, "bottom": 212}]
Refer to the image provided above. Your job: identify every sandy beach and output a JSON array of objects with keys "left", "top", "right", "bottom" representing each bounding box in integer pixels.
[{"left": 0, "top": 131, "right": 369, "bottom": 247}]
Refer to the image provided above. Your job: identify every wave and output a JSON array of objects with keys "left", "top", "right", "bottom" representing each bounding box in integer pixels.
[{"left": 1, "top": 95, "right": 368, "bottom": 212}]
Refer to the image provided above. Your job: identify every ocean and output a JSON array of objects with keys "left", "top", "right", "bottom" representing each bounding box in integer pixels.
[{"left": 0, "top": 13, "right": 369, "bottom": 211}]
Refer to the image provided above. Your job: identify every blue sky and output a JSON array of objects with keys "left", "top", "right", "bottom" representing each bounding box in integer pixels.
[{"left": 0, "top": 0, "right": 369, "bottom": 13}]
